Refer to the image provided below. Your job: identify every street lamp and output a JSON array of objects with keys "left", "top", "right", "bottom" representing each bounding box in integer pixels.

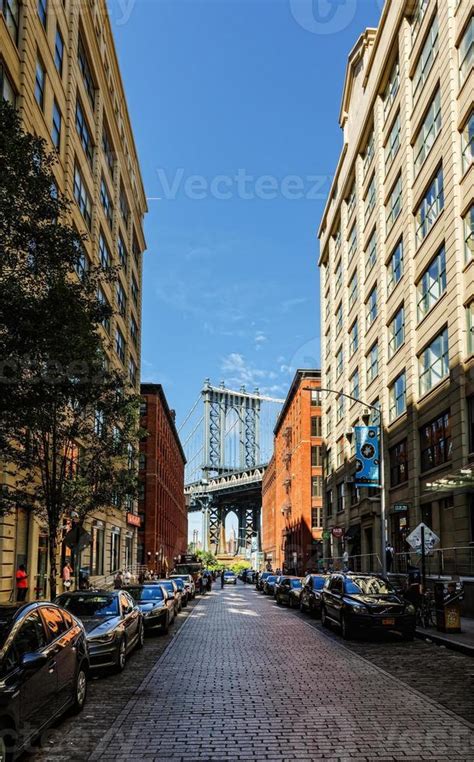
[{"left": 303, "top": 386, "right": 387, "bottom": 577}]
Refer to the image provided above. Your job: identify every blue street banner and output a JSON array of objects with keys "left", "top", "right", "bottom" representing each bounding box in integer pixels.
[{"left": 354, "top": 426, "right": 381, "bottom": 488}]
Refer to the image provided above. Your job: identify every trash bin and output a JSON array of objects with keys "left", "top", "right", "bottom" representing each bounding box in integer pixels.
[{"left": 434, "top": 582, "right": 462, "bottom": 634}]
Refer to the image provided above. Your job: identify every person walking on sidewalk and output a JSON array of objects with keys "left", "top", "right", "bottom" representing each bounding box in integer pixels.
[
  {"left": 221, "top": 569, "right": 225, "bottom": 589},
  {"left": 15, "top": 564, "right": 28, "bottom": 601},
  {"left": 62, "top": 561, "right": 73, "bottom": 591}
]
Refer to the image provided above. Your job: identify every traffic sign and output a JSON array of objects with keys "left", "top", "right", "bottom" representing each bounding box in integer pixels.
[{"left": 406, "top": 522, "right": 439, "bottom": 555}]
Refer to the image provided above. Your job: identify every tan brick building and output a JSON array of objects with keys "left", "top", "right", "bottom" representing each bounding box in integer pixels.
[
  {"left": 0, "top": 0, "right": 147, "bottom": 599},
  {"left": 262, "top": 370, "right": 323, "bottom": 574},
  {"left": 318, "top": 0, "right": 473, "bottom": 572}
]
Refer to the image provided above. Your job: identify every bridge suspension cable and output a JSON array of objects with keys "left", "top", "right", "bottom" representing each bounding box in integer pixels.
[{"left": 178, "top": 394, "right": 202, "bottom": 433}]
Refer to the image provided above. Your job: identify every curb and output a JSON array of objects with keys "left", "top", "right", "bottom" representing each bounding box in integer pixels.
[{"left": 415, "top": 628, "right": 474, "bottom": 657}]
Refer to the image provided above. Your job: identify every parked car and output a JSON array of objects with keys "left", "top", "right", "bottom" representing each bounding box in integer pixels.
[
  {"left": 256, "top": 571, "right": 272, "bottom": 592},
  {"left": 262, "top": 575, "right": 278, "bottom": 596},
  {"left": 321, "top": 573, "right": 416, "bottom": 640},
  {"left": 170, "top": 573, "right": 196, "bottom": 599},
  {"left": 245, "top": 570, "right": 256, "bottom": 584},
  {"left": 124, "top": 584, "right": 175, "bottom": 634},
  {"left": 168, "top": 577, "right": 188, "bottom": 607},
  {"left": 223, "top": 571, "right": 237, "bottom": 585},
  {"left": 275, "top": 576, "right": 302, "bottom": 607},
  {"left": 156, "top": 579, "right": 183, "bottom": 613},
  {"left": 299, "top": 574, "right": 328, "bottom": 617},
  {"left": 55, "top": 590, "right": 144, "bottom": 671},
  {"left": 0, "top": 601, "right": 89, "bottom": 760}
]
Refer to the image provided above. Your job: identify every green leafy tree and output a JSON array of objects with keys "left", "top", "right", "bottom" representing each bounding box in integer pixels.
[{"left": 0, "top": 100, "right": 141, "bottom": 599}]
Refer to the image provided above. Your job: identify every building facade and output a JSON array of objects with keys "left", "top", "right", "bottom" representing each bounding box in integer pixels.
[
  {"left": 318, "top": 0, "right": 473, "bottom": 571},
  {"left": 138, "top": 384, "right": 188, "bottom": 575},
  {"left": 0, "top": 0, "right": 147, "bottom": 600},
  {"left": 262, "top": 370, "right": 323, "bottom": 574}
]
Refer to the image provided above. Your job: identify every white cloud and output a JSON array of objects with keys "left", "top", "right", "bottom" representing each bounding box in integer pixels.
[{"left": 220, "top": 353, "right": 278, "bottom": 393}]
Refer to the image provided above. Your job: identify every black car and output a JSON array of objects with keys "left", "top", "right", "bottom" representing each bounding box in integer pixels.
[
  {"left": 168, "top": 577, "right": 188, "bottom": 606},
  {"left": 274, "top": 576, "right": 302, "bottom": 607},
  {"left": 124, "top": 585, "right": 175, "bottom": 634},
  {"left": 299, "top": 574, "right": 328, "bottom": 617},
  {"left": 156, "top": 580, "right": 182, "bottom": 614},
  {"left": 0, "top": 601, "right": 89, "bottom": 760},
  {"left": 262, "top": 575, "right": 278, "bottom": 596},
  {"left": 256, "top": 571, "right": 272, "bottom": 592},
  {"left": 56, "top": 590, "right": 144, "bottom": 671},
  {"left": 321, "top": 573, "right": 416, "bottom": 640}
]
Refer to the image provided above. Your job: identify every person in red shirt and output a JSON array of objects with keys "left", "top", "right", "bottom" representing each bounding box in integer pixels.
[{"left": 15, "top": 565, "right": 28, "bottom": 602}]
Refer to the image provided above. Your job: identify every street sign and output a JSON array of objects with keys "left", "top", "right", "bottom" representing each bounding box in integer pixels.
[
  {"left": 64, "top": 526, "right": 92, "bottom": 552},
  {"left": 406, "top": 522, "right": 440, "bottom": 555},
  {"left": 332, "top": 527, "right": 344, "bottom": 539},
  {"left": 393, "top": 503, "right": 410, "bottom": 513},
  {"left": 355, "top": 426, "right": 381, "bottom": 487},
  {"left": 322, "top": 530, "right": 331, "bottom": 540}
]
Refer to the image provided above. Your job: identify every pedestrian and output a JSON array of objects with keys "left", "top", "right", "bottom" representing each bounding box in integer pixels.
[
  {"left": 220, "top": 569, "right": 225, "bottom": 589},
  {"left": 342, "top": 549, "right": 349, "bottom": 572},
  {"left": 114, "top": 570, "right": 124, "bottom": 589},
  {"left": 15, "top": 564, "right": 28, "bottom": 602},
  {"left": 123, "top": 569, "right": 132, "bottom": 586},
  {"left": 206, "top": 573, "right": 212, "bottom": 592},
  {"left": 385, "top": 544, "right": 394, "bottom": 573},
  {"left": 62, "top": 561, "right": 73, "bottom": 591}
]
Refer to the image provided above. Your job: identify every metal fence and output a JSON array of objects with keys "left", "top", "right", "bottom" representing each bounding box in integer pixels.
[{"left": 393, "top": 546, "right": 474, "bottom": 578}]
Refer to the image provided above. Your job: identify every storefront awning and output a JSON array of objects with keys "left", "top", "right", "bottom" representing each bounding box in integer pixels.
[{"left": 345, "top": 524, "right": 360, "bottom": 541}]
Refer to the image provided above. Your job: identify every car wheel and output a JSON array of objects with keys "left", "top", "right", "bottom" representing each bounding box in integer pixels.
[
  {"left": 341, "top": 614, "right": 353, "bottom": 640},
  {"left": 162, "top": 613, "right": 170, "bottom": 635},
  {"left": 115, "top": 637, "right": 127, "bottom": 672},
  {"left": 0, "top": 721, "right": 16, "bottom": 762},
  {"left": 321, "top": 606, "right": 330, "bottom": 628},
  {"left": 70, "top": 663, "right": 88, "bottom": 714},
  {"left": 137, "top": 621, "right": 145, "bottom": 649}
]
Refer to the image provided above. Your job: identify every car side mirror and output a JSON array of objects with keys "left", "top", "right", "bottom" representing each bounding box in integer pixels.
[{"left": 21, "top": 652, "right": 48, "bottom": 670}]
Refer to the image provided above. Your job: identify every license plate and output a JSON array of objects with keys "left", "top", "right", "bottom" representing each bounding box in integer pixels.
[{"left": 382, "top": 618, "right": 395, "bottom": 625}]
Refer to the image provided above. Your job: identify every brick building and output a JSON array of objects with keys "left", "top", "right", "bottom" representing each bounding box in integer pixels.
[
  {"left": 262, "top": 370, "right": 323, "bottom": 574},
  {"left": 0, "top": 0, "right": 147, "bottom": 599},
  {"left": 139, "top": 384, "right": 187, "bottom": 574}
]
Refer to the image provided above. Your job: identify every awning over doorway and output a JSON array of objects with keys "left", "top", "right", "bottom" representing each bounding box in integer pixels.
[{"left": 345, "top": 524, "right": 361, "bottom": 541}]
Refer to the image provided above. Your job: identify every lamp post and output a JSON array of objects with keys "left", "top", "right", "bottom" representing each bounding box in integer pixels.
[{"left": 303, "top": 386, "right": 387, "bottom": 577}]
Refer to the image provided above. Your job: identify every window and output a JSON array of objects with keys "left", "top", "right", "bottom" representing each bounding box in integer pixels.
[
  {"left": 336, "top": 393, "right": 344, "bottom": 423},
  {"left": 383, "top": 60, "right": 399, "bottom": 119},
  {"left": 336, "top": 437, "right": 344, "bottom": 467},
  {"left": 110, "top": 529, "right": 121, "bottom": 573},
  {"left": 348, "top": 270, "right": 358, "bottom": 309},
  {"left": 74, "top": 243, "right": 88, "bottom": 280},
  {"left": 115, "top": 327, "right": 125, "bottom": 363},
  {"left": 120, "top": 185, "right": 129, "bottom": 226},
  {"left": 15, "top": 612, "right": 47, "bottom": 662},
  {"left": 411, "top": 0, "right": 429, "bottom": 42},
  {"left": 419, "top": 327, "right": 449, "bottom": 395},
  {"left": 389, "top": 372, "right": 406, "bottom": 421},
  {"left": 415, "top": 167, "right": 444, "bottom": 245},
  {"left": 413, "top": 16, "right": 439, "bottom": 102},
  {"left": 91, "top": 524, "right": 105, "bottom": 576},
  {"left": 326, "top": 490, "right": 333, "bottom": 518},
  {"left": 55, "top": 27, "right": 64, "bottom": 75},
  {"left": 99, "top": 233, "right": 111, "bottom": 269},
  {"left": 3, "top": 0, "right": 20, "bottom": 44},
  {"left": 37, "top": 0, "right": 47, "bottom": 27},
  {"left": 414, "top": 89, "right": 442, "bottom": 174},
  {"left": 42, "top": 608, "right": 68, "bottom": 639},
  {"left": 420, "top": 411, "right": 452, "bottom": 471},
  {"left": 466, "top": 302, "right": 474, "bottom": 356},
  {"left": 132, "top": 234, "right": 141, "bottom": 266},
  {"left": 364, "top": 175, "right": 376, "bottom": 224},
  {"left": 311, "top": 507, "right": 322, "bottom": 529},
  {"left": 325, "top": 410, "right": 332, "bottom": 439},
  {"left": 131, "top": 274, "right": 139, "bottom": 306},
  {"left": 335, "top": 302, "right": 343, "bottom": 336},
  {"left": 51, "top": 100, "right": 61, "bottom": 149},
  {"left": 468, "top": 397, "right": 474, "bottom": 453},
  {"left": 465, "top": 206, "right": 474, "bottom": 261},
  {"left": 311, "top": 476, "right": 323, "bottom": 497},
  {"left": 334, "top": 259, "right": 342, "bottom": 293},
  {"left": 459, "top": 17, "right": 474, "bottom": 85},
  {"left": 370, "top": 399, "right": 381, "bottom": 426},
  {"left": 75, "top": 99, "right": 94, "bottom": 165},
  {"left": 363, "top": 130, "right": 374, "bottom": 178},
  {"left": 366, "top": 285, "right": 378, "bottom": 330},
  {"left": 388, "top": 306, "right": 405, "bottom": 358},
  {"left": 311, "top": 390, "right": 321, "bottom": 406},
  {"left": 347, "top": 180, "right": 356, "bottom": 218},
  {"left": 417, "top": 246, "right": 446, "bottom": 319},
  {"left": 311, "top": 445, "right": 322, "bottom": 466},
  {"left": 462, "top": 110, "right": 474, "bottom": 173},
  {"left": 35, "top": 58, "right": 45, "bottom": 110},
  {"left": 334, "top": 227, "right": 342, "bottom": 255},
  {"left": 130, "top": 315, "right": 139, "bottom": 347},
  {"left": 350, "top": 368, "right": 359, "bottom": 400},
  {"left": 78, "top": 35, "right": 95, "bottom": 108},
  {"left": 336, "top": 346, "right": 343, "bottom": 379},
  {"left": 129, "top": 357, "right": 137, "bottom": 386},
  {"left": 94, "top": 409, "right": 105, "bottom": 437},
  {"left": 117, "top": 281, "right": 127, "bottom": 317},
  {"left": 0, "top": 62, "right": 15, "bottom": 104},
  {"left": 118, "top": 234, "right": 128, "bottom": 269},
  {"left": 385, "top": 112, "right": 400, "bottom": 171},
  {"left": 100, "top": 177, "right": 113, "bottom": 227},
  {"left": 98, "top": 287, "right": 110, "bottom": 334},
  {"left": 365, "top": 229, "right": 377, "bottom": 276},
  {"left": 101, "top": 125, "right": 114, "bottom": 177},
  {"left": 366, "top": 343, "right": 378, "bottom": 385},
  {"left": 349, "top": 320, "right": 359, "bottom": 354},
  {"left": 386, "top": 175, "right": 402, "bottom": 232},
  {"left": 311, "top": 416, "right": 322, "bottom": 437},
  {"left": 336, "top": 482, "right": 344, "bottom": 513},
  {"left": 389, "top": 440, "right": 408, "bottom": 487},
  {"left": 73, "top": 164, "right": 92, "bottom": 229},
  {"left": 387, "top": 239, "right": 403, "bottom": 295},
  {"left": 347, "top": 224, "right": 357, "bottom": 258}
]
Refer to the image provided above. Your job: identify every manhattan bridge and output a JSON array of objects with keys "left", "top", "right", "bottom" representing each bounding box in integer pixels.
[{"left": 179, "top": 380, "right": 284, "bottom": 557}]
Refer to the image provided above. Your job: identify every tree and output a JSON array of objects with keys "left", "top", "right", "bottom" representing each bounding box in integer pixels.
[{"left": 0, "top": 100, "right": 141, "bottom": 599}]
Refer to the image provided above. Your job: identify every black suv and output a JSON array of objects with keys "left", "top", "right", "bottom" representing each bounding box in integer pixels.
[{"left": 321, "top": 573, "right": 416, "bottom": 640}]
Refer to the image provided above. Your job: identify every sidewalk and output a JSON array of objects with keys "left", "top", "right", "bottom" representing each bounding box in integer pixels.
[{"left": 417, "top": 616, "right": 474, "bottom": 656}]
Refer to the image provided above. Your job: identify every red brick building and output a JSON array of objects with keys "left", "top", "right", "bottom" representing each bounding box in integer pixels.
[
  {"left": 262, "top": 370, "right": 322, "bottom": 574},
  {"left": 138, "top": 384, "right": 187, "bottom": 574}
]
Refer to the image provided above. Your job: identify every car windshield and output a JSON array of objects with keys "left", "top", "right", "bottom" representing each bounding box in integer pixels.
[
  {"left": 267, "top": 576, "right": 277, "bottom": 583},
  {"left": 160, "top": 582, "right": 175, "bottom": 593},
  {"left": 345, "top": 577, "right": 395, "bottom": 596},
  {"left": 128, "top": 586, "right": 164, "bottom": 602},
  {"left": 291, "top": 579, "right": 302, "bottom": 589},
  {"left": 59, "top": 595, "right": 118, "bottom": 617},
  {"left": 312, "top": 577, "right": 326, "bottom": 590},
  {"left": 172, "top": 579, "right": 184, "bottom": 590}
]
